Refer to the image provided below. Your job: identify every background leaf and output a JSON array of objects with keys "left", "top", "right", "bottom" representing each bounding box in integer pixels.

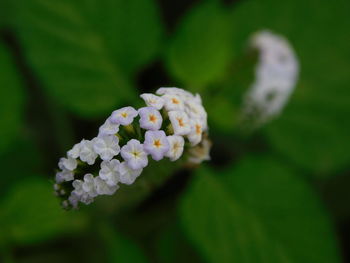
[
  {"left": 11, "top": 0, "right": 150, "bottom": 117},
  {"left": 80, "top": 0, "right": 163, "bottom": 76},
  {"left": 99, "top": 223, "right": 149, "bottom": 263},
  {"left": 0, "top": 139, "right": 43, "bottom": 198},
  {"left": 0, "top": 178, "right": 86, "bottom": 245},
  {"left": 156, "top": 221, "right": 203, "bottom": 263},
  {"left": 180, "top": 157, "right": 341, "bottom": 263},
  {"left": 0, "top": 42, "right": 25, "bottom": 155},
  {"left": 229, "top": 0, "right": 350, "bottom": 175},
  {"left": 165, "top": 2, "right": 232, "bottom": 89}
]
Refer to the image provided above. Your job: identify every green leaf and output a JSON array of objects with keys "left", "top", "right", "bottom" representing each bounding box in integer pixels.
[
  {"left": 0, "top": 178, "right": 86, "bottom": 245},
  {"left": 205, "top": 52, "right": 257, "bottom": 133},
  {"left": 0, "top": 139, "right": 43, "bottom": 197},
  {"left": 11, "top": 0, "right": 162, "bottom": 117},
  {"left": 229, "top": 0, "right": 350, "bottom": 174},
  {"left": 321, "top": 173, "right": 350, "bottom": 222},
  {"left": 180, "top": 158, "right": 341, "bottom": 263},
  {"left": 165, "top": 2, "right": 232, "bottom": 89},
  {"left": 99, "top": 223, "right": 149, "bottom": 263},
  {"left": 0, "top": 2, "right": 6, "bottom": 27},
  {"left": 0, "top": 42, "right": 25, "bottom": 155},
  {"left": 80, "top": 0, "right": 163, "bottom": 76},
  {"left": 156, "top": 222, "right": 203, "bottom": 263}
]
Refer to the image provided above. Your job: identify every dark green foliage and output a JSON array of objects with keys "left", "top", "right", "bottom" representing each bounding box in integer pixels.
[
  {"left": 0, "top": 42, "right": 25, "bottom": 155},
  {"left": 0, "top": 0, "right": 349, "bottom": 262},
  {"left": 181, "top": 159, "right": 341, "bottom": 262}
]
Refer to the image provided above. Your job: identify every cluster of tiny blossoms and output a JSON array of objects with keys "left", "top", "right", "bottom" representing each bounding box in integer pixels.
[
  {"left": 54, "top": 87, "right": 210, "bottom": 209},
  {"left": 243, "top": 30, "right": 299, "bottom": 125}
]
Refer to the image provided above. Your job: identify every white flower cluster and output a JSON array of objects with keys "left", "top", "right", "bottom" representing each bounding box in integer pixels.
[
  {"left": 54, "top": 87, "right": 210, "bottom": 209},
  {"left": 243, "top": 30, "right": 299, "bottom": 124}
]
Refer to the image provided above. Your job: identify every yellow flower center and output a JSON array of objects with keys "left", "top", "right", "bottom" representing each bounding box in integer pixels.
[
  {"left": 149, "top": 114, "right": 157, "bottom": 123},
  {"left": 172, "top": 98, "right": 180, "bottom": 104},
  {"left": 173, "top": 142, "right": 180, "bottom": 152},
  {"left": 132, "top": 151, "right": 140, "bottom": 158},
  {"left": 195, "top": 124, "right": 202, "bottom": 135},
  {"left": 153, "top": 139, "right": 162, "bottom": 148},
  {"left": 177, "top": 117, "right": 185, "bottom": 127}
]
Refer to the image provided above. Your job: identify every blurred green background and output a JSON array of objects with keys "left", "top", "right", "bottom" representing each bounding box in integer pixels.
[{"left": 0, "top": 0, "right": 350, "bottom": 262}]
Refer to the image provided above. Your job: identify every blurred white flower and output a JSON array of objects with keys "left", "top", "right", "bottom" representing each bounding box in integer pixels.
[{"left": 243, "top": 30, "right": 299, "bottom": 124}]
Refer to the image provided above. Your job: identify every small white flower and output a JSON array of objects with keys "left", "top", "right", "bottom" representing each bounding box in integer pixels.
[
  {"left": 72, "top": 180, "right": 94, "bottom": 204},
  {"left": 68, "top": 193, "right": 79, "bottom": 209},
  {"left": 82, "top": 174, "right": 97, "bottom": 197},
  {"left": 184, "top": 100, "right": 208, "bottom": 131},
  {"left": 138, "top": 107, "right": 163, "bottom": 130},
  {"left": 110, "top": 106, "right": 138, "bottom": 126},
  {"left": 62, "top": 200, "right": 69, "bottom": 209},
  {"left": 98, "top": 117, "right": 120, "bottom": 137},
  {"left": 162, "top": 94, "right": 185, "bottom": 111},
  {"left": 187, "top": 119, "right": 203, "bottom": 146},
  {"left": 193, "top": 93, "right": 202, "bottom": 104},
  {"left": 72, "top": 180, "right": 84, "bottom": 196},
  {"left": 67, "top": 142, "right": 81, "bottom": 159},
  {"left": 156, "top": 87, "right": 193, "bottom": 99},
  {"left": 118, "top": 161, "right": 142, "bottom": 185},
  {"left": 79, "top": 139, "right": 98, "bottom": 165},
  {"left": 143, "top": 130, "right": 170, "bottom": 161},
  {"left": 53, "top": 184, "right": 60, "bottom": 191},
  {"left": 99, "top": 159, "right": 120, "bottom": 186},
  {"left": 188, "top": 137, "right": 212, "bottom": 164},
  {"left": 93, "top": 135, "right": 120, "bottom": 161},
  {"left": 168, "top": 111, "right": 191, "bottom": 135},
  {"left": 185, "top": 100, "right": 206, "bottom": 119},
  {"left": 94, "top": 176, "right": 119, "bottom": 195},
  {"left": 121, "top": 139, "right": 148, "bottom": 170},
  {"left": 80, "top": 194, "right": 94, "bottom": 205},
  {"left": 58, "top": 157, "right": 77, "bottom": 171},
  {"left": 140, "top": 93, "right": 164, "bottom": 110},
  {"left": 165, "top": 135, "right": 184, "bottom": 161},
  {"left": 55, "top": 169, "right": 74, "bottom": 183}
]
